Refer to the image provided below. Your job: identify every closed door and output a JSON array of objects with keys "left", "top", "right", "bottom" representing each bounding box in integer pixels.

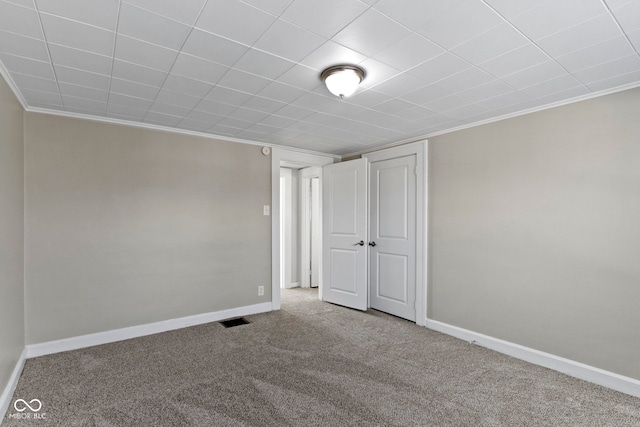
[
  {"left": 322, "top": 158, "right": 368, "bottom": 310},
  {"left": 369, "top": 155, "right": 416, "bottom": 321}
]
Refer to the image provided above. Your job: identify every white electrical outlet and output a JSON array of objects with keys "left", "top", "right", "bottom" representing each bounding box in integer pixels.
[
  {"left": 258, "top": 286, "right": 264, "bottom": 296},
  {"left": 263, "top": 205, "right": 270, "bottom": 216}
]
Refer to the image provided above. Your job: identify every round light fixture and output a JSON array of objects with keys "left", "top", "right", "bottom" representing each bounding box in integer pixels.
[{"left": 320, "top": 65, "right": 365, "bottom": 99}]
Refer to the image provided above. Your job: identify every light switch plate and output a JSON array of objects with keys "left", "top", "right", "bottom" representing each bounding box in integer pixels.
[{"left": 263, "top": 205, "right": 270, "bottom": 216}]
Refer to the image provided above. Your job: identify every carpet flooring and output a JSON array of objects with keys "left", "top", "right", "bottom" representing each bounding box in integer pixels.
[{"left": 4, "top": 288, "right": 640, "bottom": 426}]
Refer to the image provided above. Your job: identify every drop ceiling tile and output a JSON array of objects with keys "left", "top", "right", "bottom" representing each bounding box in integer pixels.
[
  {"left": 36, "top": 0, "right": 119, "bottom": 30},
  {"left": 478, "top": 44, "right": 549, "bottom": 78},
  {"left": 436, "top": 67, "right": 493, "bottom": 94},
  {"left": 501, "top": 61, "right": 567, "bottom": 90},
  {"left": 397, "top": 105, "right": 437, "bottom": 121},
  {"left": 4, "top": 0, "right": 35, "bottom": 7},
  {"left": 111, "top": 60, "right": 168, "bottom": 87},
  {"left": 422, "top": 94, "right": 468, "bottom": 112},
  {"left": 373, "top": 0, "right": 466, "bottom": 29},
  {"left": 456, "top": 79, "right": 514, "bottom": 103},
  {"left": 276, "top": 64, "right": 322, "bottom": 91},
  {"left": 555, "top": 36, "right": 635, "bottom": 73},
  {"left": 273, "top": 104, "right": 315, "bottom": 121},
  {"left": 611, "top": 1, "right": 640, "bottom": 32},
  {"left": 482, "top": 0, "right": 549, "bottom": 19},
  {"left": 0, "top": 1, "right": 42, "bottom": 39},
  {"left": 407, "top": 53, "right": 471, "bottom": 84},
  {"left": 184, "top": 109, "right": 223, "bottom": 124},
  {"left": 281, "top": 0, "right": 367, "bottom": 38},
  {"left": 374, "top": 98, "right": 416, "bottom": 115},
  {"left": 196, "top": 0, "right": 275, "bottom": 46},
  {"left": 205, "top": 86, "right": 253, "bottom": 106},
  {"left": 20, "top": 88, "right": 61, "bottom": 105},
  {"left": 629, "top": 28, "right": 640, "bottom": 52},
  {"left": 59, "top": 81, "right": 108, "bottom": 102},
  {"left": 117, "top": 3, "right": 191, "bottom": 51},
  {"left": 604, "top": 0, "right": 636, "bottom": 9},
  {"left": 254, "top": 19, "right": 325, "bottom": 63},
  {"left": 451, "top": 23, "right": 530, "bottom": 65},
  {"left": 144, "top": 111, "right": 183, "bottom": 126},
  {"left": 61, "top": 96, "right": 107, "bottom": 114},
  {"left": 109, "top": 78, "right": 160, "bottom": 100},
  {"left": 300, "top": 41, "right": 367, "bottom": 71},
  {"left": 181, "top": 29, "right": 249, "bottom": 66},
  {"left": 573, "top": 54, "right": 640, "bottom": 84},
  {"left": 123, "top": 0, "right": 207, "bottom": 26},
  {"left": 534, "top": 85, "right": 591, "bottom": 105},
  {"left": 0, "top": 53, "right": 54, "bottom": 80},
  {"left": 154, "top": 89, "right": 201, "bottom": 109},
  {"left": 114, "top": 34, "right": 178, "bottom": 72},
  {"left": 371, "top": 72, "right": 427, "bottom": 97},
  {"left": 170, "top": 54, "right": 229, "bottom": 85},
  {"left": 54, "top": 65, "right": 110, "bottom": 91},
  {"left": 0, "top": 30, "right": 49, "bottom": 61},
  {"left": 511, "top": 0, "right": 607, "bottom": 40},
  {"left": 149, "top": 102, "right": 191, "bottom": 117},
  {"left": 217, "top": 68, "right": 272, "bottom": 93},
  {"left": 535, "top": 14, "right": 622, "bottom": 58},
  {"left": 48, "top": 44, "right": 112, "bottom": 75},
  {"left": 332, "top": 8, "right": 410, "bottom": 57},
  {"left": 232, "top": 49, "right": 296, "bottom": 80},
  {"left": 193, "top": 99, "right": 237, "bottom": 116},
  {"left": 402, "top": 84, "right": 451, "bottom": 106},
  {"left": 39, "top": 13, "right": 115, "bottom": 56},
  {"left": 348, "top": 90, "right": 393, "bottom": 108},
  {"left": 106, "top": 102, "right": 148, "bottom": 121},
  {"left": 228, "top": 107, "right": 269, "bottom": 123},
  {"left": 521, "top": 74, "right": 584, "bottom": 99},
  {"left": 587, "top": 69, "right": 640, "bottom": 92},
  {"left": 177, "top": 118, "right": 213, "bottom": 132},
  {"left": 218, "top": 116, "right": 254, "bottom": 130},
  {"left": 161, "top": 74, "right": 213, "bottom": 98},
  {"left": 478, "top": 90, "right": 533, "bottom": 110},
  {"left": 441, "top": 103, "right": 488, "bottom": 120},
  {"left": 239, "top": 0, "right": 290, "bottom": 16},
  {"left": 257, "top": 81, "right": 306, "bottom": 104},
  {"left": 357, "top": 58, "right": 400, "bottom": 89},
  {"left": 374, "top": 33, "right": 445, "bottom": 70},
  {"left": 418, "top": 0, "right": 503, "bottom": 50},
  {"left": 259, "top": 115, "right": 296, "bottom": 128},
  {"left": 241, "top": 96, "right": 288, "bottom": 114},
  {"left": 10, "top": 72, "right": 58, "bottom": 92},
  {"left": 108, "top": 92, "right": 154, "bottom": 109}
]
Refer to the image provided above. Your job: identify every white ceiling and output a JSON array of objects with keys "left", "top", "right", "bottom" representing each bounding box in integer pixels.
[{"left": 1, "top": 0, "right": 639, "bottom": 156}]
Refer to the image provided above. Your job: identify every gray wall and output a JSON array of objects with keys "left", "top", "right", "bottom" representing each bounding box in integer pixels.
[
  {"left": 428, "top": 87, "right": 640, "bottom": 380},
  {"left": 24, "top": 113, "right": 271, "bottom": 344},
  {"left": 0, "top": 76, "right": 25, "bottom": 394}
]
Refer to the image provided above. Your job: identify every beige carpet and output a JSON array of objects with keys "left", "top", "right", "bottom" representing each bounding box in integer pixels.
[{"left": 4, "top": 288, "right": 640, "bottom": 426}]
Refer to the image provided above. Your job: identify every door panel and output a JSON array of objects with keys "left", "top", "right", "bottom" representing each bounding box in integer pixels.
[
  {"left": 322, "top": 158, "right": 368, "bottom": 310},
  {"left": 370, "top": 155, "right": 416, "bottom": 320}
]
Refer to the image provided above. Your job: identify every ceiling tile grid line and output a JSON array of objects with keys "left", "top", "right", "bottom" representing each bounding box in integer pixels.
[{"left": 1, "top": 0, "right": 640, "bottom": 155}]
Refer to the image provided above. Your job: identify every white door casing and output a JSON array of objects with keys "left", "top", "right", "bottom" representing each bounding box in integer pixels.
[
  {"left": 369, "top": 155, "right": 417, "bottom": 321},
  {"left": 322, "top": 158, "right": 368, "bottom": 310}
]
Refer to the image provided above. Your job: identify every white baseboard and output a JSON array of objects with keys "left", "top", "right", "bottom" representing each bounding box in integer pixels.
[
  {"left": 426, "top": 319, "right": 640, "bottom": 398},
  {"left": 0, "top": 348, "right": 27, "bottom": 421},
  {"left": 26, "top": 302, "right": 273, "bottom": 359}
]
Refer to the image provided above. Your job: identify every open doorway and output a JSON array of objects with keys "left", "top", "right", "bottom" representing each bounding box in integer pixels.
[
  {"left": 271, "top": 149, "right": 336, "bottom": 310},
  {"left": 279, "top": 165, "right": 321, "bottom": 290}
]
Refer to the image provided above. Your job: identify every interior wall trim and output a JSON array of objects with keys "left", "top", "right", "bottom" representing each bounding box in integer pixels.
[
  {"left": 0, "top": 348, "right": 27, "bottom": 422},
  {"left": 426, "top": 319, "right": 640, "bottom": 398},
  {"left": 25, "top": 302, "right": 273, "bottom": 359}
]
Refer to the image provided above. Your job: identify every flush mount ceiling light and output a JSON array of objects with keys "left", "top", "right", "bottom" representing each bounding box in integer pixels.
[{"left": 321, "top": 65, "right": 365, "bottom": 99}]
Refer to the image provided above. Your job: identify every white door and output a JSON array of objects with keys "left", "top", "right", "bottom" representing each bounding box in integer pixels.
[
  {"left": 369, "top": 155, "right": 416, "bottom": 321},
  {"left": 322, "top": 158, "right": 368, "bottom": 310}
]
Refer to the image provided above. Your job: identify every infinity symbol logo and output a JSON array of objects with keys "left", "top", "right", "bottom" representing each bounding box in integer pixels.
[{"left": 14, "top": 399, "right": 42, "bottom": 412}]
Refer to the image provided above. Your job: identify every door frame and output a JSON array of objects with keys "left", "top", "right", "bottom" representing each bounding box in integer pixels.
[
  {"left": 300, "top": 167, "right": 322, "bottom": 288},
  {"left": 363, "top": 140, "right": 428, "bottom": 326},
  {"left": 271, "top": 148, "right": 336, "bottom": 310}
]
